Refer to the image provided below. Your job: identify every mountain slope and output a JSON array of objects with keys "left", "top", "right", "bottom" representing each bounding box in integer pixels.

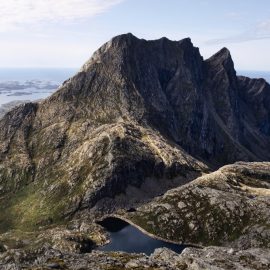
[
  {"left": 0, "top": 33, "right": 270, "bottom": 233},
  {"left": 127, "top": 162, "right": 270, "bottom": 248}
]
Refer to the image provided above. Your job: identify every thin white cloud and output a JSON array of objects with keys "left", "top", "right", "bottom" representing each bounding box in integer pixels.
[
  {"left": 0, "top": 0, "right": 123, "bottom": 32},
  {"left": 206, "top": 19, "right": 270, "bottom": 44}
]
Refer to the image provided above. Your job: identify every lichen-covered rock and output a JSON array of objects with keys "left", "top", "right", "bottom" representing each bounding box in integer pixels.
[
  {"left": 127, "top": 162, "right": 270, "bottom": 248},
  {"left": 152, "top": 247, "right": 270, "bottom": 270},
  {"left": 0, "top": 246, "right": 269, "bottom": 270},
  {"left": 0, "top": 218, "right": 107, "bottom": 256}
]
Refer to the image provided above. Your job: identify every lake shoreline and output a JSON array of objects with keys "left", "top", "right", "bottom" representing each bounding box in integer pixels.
[{"left": 98, "top": 214, "right": 203, "bottom": 250}]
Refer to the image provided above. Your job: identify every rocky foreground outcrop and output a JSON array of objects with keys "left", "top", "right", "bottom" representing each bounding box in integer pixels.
[
  {"left": 127, "top": 162, "right": 270, "bottom": 249},
  {"left": 0, "top": 34, "right": 270, "bottom": 269},
  {"left": 1, "top": 246, "right": 269, "bottom": 270}
]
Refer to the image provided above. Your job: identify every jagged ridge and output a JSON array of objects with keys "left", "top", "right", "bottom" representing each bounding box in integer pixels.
[{"left": 0, "top": 33, "right": 270, "bottom": 232}]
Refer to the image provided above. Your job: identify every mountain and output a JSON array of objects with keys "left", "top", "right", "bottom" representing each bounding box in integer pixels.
[
  {"left": 0, "top": 34, "right": 270, "bottom": 269},
  {"left": 59, "top": 34, "right": 270, "bottom": 166}
]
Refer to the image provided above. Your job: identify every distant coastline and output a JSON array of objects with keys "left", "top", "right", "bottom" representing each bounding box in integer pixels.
[
  {"left": 0, "top": 68, "right": 269, "bottom": 120},
  {"left": 0, "top": 68, "right": 77, "bottom": 118}
]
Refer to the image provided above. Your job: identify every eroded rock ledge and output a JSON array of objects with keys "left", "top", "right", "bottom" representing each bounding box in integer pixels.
[{"left": 126, "top": 162, "right": 270, "bottom": 248}]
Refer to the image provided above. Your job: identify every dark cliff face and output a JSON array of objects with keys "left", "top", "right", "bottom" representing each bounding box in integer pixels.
[
  {"left": 28, "top": 33, "right": 270, "bottom": 166},
  {"left": 201, "top": 50, "right": 270, "bottom": 164},
  {"left": 0, "top": 33, "right": 269, "bottom": 231},
  {"left": 43, "top": 33, "right": 270, "bottom": 165},
  {"left": 38, "top": 34, "right": 204, "bottom": 133}
]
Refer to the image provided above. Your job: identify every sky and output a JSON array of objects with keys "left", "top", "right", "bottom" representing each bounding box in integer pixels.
[{"left": 1, "top": 0, "right": 270, "bottom": 70}]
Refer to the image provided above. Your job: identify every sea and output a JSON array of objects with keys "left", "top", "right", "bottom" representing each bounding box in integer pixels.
[
  {"left": 0, "top": 68, "right": 77, "bottom": 107},
  {"left": 0, "top": 68, "right": 269, "bottom": 109}
]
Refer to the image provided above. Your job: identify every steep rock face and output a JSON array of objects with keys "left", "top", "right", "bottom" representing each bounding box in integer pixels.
[
  {"left": 0, "top": 103, "right": 37, "bottom": 193},
  {"left": 127, "top": 162, "right": 270, "bottom": 248},
  {"left": 200, "top": 51, "right": 270, "bottom": 164},
  {"left": 1, "top": 34, "right": 270, "bottom": 169},
  {"left": 26, "top": 33, "right": 270, "bottom": 167}
]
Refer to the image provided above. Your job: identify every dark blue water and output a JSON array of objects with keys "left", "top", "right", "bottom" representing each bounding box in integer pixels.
[{"left": 97, "top": 217, "right": 188, "bottom": 255}]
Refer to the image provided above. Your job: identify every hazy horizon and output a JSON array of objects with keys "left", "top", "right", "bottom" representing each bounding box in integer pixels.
[{"left": 1, "top": 1, "right": 270, "bottom": 70}]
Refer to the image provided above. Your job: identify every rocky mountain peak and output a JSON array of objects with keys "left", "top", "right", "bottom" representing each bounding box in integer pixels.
[
  {"left": 2, "top": 34, "right": 270, "bottom": 167},
  {"left": 110, "top": 32, "right": 138, "bottom": 44},
  {"left": 177, "top": 37, "right": 193, "bottom": 47},
  {"left": 211, "top": 47, "right": 231, "bottom": 59},
  {"left": 206, "top": 47, "right": 235, "bottom": 78},
  {"left": 81, "top": 34, "right": 200, "bottom": 72}
]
